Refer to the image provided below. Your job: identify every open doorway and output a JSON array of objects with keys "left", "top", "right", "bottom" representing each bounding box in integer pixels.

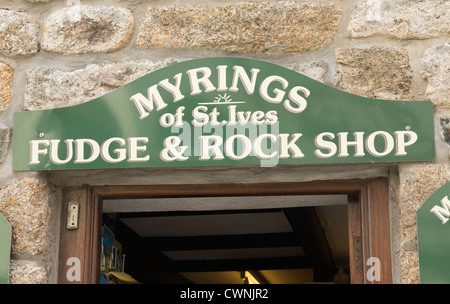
[
  {"left": 58, "top": 179, "right": 392, "bottom": 284},
  {"left": 99, "top": 196, "right": 350, "bottom": 284}
]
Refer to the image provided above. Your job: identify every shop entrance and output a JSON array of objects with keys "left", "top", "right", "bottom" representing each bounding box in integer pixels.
[
  {"left": 100, "top": 201, "right": 348, "bottom": 284},
  {"left": 58, "top": 179, "right": 392, "bottom": 284}
]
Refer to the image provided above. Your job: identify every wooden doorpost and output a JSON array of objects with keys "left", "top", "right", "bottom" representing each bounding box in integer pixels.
[{"left": 58, "top": 185, "right": 102, "bottom": 284}]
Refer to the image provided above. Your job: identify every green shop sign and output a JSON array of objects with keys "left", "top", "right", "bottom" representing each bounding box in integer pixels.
[
  {"left": 13, "top": 57, "right": 435, "bottom": 171},
  {"left": 417, "top": 181, "right": 450, "bottom": 284}
]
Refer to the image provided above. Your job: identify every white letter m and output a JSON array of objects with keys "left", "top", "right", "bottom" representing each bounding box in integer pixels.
[{"left": 430, "top": 195, "right": 450, "bottom": 224}]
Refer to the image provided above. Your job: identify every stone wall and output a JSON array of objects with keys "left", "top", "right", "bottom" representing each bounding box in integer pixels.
[{"left": 0, "top": 0, "right": 448, "bottom": 284}]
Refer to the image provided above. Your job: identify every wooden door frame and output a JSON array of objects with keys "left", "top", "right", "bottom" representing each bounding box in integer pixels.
[{"left": 58, "top": 178, "right": 392, "bottom": 284}]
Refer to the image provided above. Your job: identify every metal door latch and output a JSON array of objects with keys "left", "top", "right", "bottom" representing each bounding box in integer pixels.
[{"left": 67, "top": 202, "right": 79, "bottom": 230}]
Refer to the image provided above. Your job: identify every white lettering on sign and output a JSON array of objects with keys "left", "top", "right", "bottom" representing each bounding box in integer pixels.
[
  {"left": 314, "top": 130, "right": 418, "bottom": 158},
  {"left": 430, "top": 195, "right": 450, "bottom": 224},
  {"left": 29, "top": 137, "right": 149, "bottom": 165},
  {"left": 197, "top": 133, "right": 303, "bottom": 162},
  {"left": 192, "top": 105, "right": 278, "bottom": 127},
  {"left": 129, "top": 65, "right": 310, "bottom": 119},
  {"left": 28, "top": 129, "right": 420, "bottom": 167}
]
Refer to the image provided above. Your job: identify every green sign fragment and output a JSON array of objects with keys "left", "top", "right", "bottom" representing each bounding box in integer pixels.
[
  {"left": 0, "top": 213, "right": 11, "bottom": 284},
  {"left": 417, "top": 181, "right": 450, "bottom": 284}
]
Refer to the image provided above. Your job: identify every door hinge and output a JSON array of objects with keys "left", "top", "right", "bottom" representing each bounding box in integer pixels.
[{"left": 354, "top": 236, "right": 362, "bottom": 270}]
